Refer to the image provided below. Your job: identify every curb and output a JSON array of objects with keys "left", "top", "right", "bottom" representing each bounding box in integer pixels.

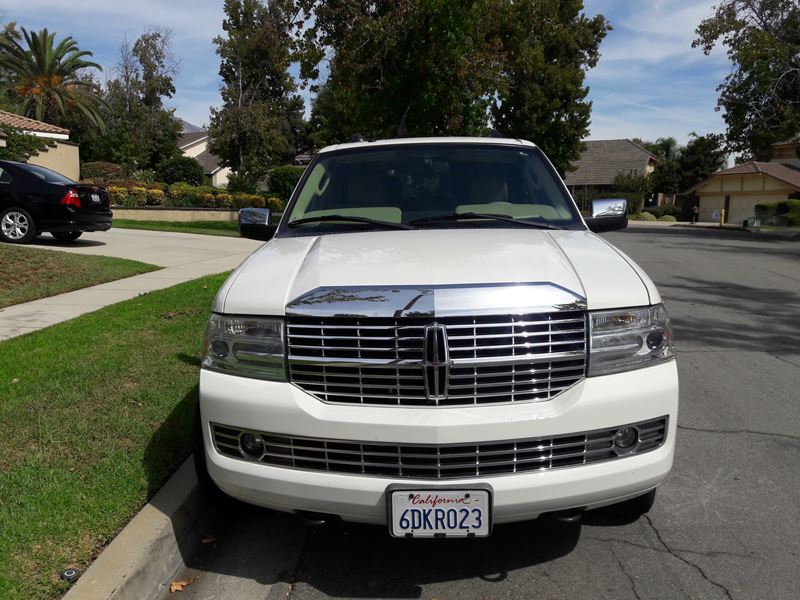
[{"left": 64, "top": 457, "right": 207, "bottom": 600}]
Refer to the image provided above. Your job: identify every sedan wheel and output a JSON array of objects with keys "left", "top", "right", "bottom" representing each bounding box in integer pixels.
[{"left": 0, "top": 208, "right": 36, "bottom": 244}]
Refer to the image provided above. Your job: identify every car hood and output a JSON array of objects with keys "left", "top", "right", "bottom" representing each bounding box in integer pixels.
[{"left": 215, "top": 229, "right": 659, "bottom": 315}]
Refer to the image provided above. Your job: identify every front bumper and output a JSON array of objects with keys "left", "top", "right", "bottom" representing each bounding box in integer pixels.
[{"left": 200, "top": 360, "right": 678, "bottom": 525}]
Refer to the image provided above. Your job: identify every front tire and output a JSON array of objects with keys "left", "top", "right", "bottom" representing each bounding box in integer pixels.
[
  {"left": 0, "top": 207, "right": 36, "bottom": 244},
  {"left": 52, "top": 231, "right": 82, "bottom": 242}
]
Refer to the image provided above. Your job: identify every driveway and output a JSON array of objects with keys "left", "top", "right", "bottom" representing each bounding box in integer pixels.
[
  {"left": 0, "top": 228, "right": 262, "bottom": 340},
  {"left": 161, "top": 225, "right": 800, "bottom": 600}
]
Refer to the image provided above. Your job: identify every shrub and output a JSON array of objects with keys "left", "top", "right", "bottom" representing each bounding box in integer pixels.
[
  {"left": 268, "top": 166, "right": 305, "bottom": 202},
  {"left": 156, "top": 156, "right": 205, "bottom": 185},
  {"left": 214, "top": 193, "right": 233, "bottom": 208},
  {"left": 266, "top": 196, "right": 284, "bottom": 211},
  {"left": 639, "top": 211, "right": 657, "bottom": 221},
  {"left": 145, "top": 188, "right": 166, "bottom": 206},
  {"left": 126, "top": 187, "right": 149, "bottom": 207},
  {"left": 226, "top": 172, "right": 258, "bottom": 194},
  {"left": 657, "top": 215, "right": 677, "bottom": 222},
  {"left": 106, "top": 186, "right": 128, "bottom": 206},
  {"left": 81, "top": 161, "right": 123, "bottom": 181},
  {"left": 132, "top": 169, "right": 158, "bottom": 184}
]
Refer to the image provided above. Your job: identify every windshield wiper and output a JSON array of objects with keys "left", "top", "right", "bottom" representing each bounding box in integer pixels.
[
  {"left": 410, "top": 212, "right": 559, "bottom": 229},
  {"left": 287, "top": 214, "right": 412, "bottom": 230}
]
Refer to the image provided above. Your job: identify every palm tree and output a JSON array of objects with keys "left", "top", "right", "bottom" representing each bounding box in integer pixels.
[{"left": 0, "top": 28, "right": 106, "bottom": 131}]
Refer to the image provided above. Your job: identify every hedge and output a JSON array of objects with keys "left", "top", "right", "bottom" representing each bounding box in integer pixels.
[
  {"left": 100, "top": 180, "right": 283, "bottom": 211},
  {"left": 752, "top": 199, "right": 800, "bottom": 227},
  {"left": 643, "top": 204, "right": 687, "bottom": 220}
]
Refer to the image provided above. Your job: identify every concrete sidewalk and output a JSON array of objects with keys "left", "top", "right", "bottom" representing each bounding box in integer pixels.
[{"left": 0, "top": 228, "right": 262, "bottom": 341}]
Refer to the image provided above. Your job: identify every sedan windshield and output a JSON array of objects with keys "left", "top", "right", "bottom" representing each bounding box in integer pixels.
[{"left": 282, "top": 143, "right": 584, "bottom": 234}]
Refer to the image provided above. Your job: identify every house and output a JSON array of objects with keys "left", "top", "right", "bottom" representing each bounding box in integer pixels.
[
  {"left": 685, "top": 136, "right": 800, "bottom": 224},
  {"left": 564, "top": 139, "right": 658, "bottom": 204},
  {"left": 177, "top": 124, "right": 231, "bottom": 188},
  {"left": 0, "top": 109, "right": 79, "bottom": 179}
]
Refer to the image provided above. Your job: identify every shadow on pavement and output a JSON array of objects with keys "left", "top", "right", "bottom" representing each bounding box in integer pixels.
[
  {"left": 663, "top": 275, "right": 800, "bottom": 352},
  {"left": 32, "top": 236, "right": 107, "bottom": 248},
  {"left": 285, "top": 517, "right": 581, "bottom": 598}
]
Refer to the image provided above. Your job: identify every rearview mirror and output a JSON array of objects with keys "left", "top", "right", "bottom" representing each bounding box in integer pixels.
[
  {"left": 585, "top": 198, "right": 628, "bottom": 233},
  {"left": 239, "top": 208, "right": 277, "bottom": 241}
]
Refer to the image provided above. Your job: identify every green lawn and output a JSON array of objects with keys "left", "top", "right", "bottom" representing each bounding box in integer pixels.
[
  {"left": 0, "top": 273, "right": 227, "bottom": 600},
  {"left": 0, "top": 246, "right": 159, "bottom": 309},
  {"left": 112, "top": 219, "right": 240, "bottom": 237}
]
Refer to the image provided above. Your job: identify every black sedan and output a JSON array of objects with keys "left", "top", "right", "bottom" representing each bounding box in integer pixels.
[{"left": 0, "top": 159, "right": 112, "bottom": 244}]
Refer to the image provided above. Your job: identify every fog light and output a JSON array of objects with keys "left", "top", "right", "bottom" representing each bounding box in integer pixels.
[
  {"left": 211, "top": 340, "right": 229, "bottom": 358},
  {"left": 239, "top": 433, "right": 264, "bottom": 459},
  {"left": 613, "top": 427, "right": 639, "bottom": 453},
  {"left": 646, "top": 331, "right": 664, "bottom": 349}
]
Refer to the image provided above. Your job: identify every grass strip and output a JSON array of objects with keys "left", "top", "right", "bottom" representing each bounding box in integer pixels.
[
  {"left": 0, "top": 246, "right": 159, "bottom": 309},
  {"left": 0, "top": 273, "right": 227, "bottom": 599},
  {"left": 111, "top": 219, "right": 240, "bottom": 237}
]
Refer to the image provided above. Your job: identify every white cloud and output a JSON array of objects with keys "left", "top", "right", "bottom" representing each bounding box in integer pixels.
[{"left": 584, "top": 0, "right": 730, "bottom": 143}]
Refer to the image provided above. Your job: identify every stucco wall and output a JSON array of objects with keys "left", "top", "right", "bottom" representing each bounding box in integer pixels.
[
  {"left": 112, "top": 208, "right": 239, "bottom": 222},
  {"left": 696, "top": 173, "right": 794, "bottom": 224},
  {"left": 211, "top": 166, "right": 232, "bottom": 188},
  {"left": 27, "top": 141, "right": 80, "bottom": 180}
]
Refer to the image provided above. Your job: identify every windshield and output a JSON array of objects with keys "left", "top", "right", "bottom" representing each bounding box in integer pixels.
[{"left": 282, "top": 143, "right": 584, "bottom": 234}]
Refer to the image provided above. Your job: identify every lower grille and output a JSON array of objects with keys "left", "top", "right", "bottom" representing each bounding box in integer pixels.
[{"left": 211, "top": 417, "right": 667, "bottom": 479}]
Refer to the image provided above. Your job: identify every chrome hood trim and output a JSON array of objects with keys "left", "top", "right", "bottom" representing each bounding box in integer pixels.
[{"left": 285, "top": 282, "right": 586, "bottom": 318}]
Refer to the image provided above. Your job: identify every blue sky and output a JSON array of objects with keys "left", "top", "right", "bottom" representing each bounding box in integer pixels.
[{"left": 2, "top": 0, "right": 730, "bottom": 144}]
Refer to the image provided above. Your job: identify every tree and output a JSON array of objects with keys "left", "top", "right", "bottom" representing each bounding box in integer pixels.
[
  {"left": 638, "top": 137, "right": 681, "bottom": 195},
  {"left": 84, "top": 28, "right": 181, "bottom": 170},
  {"left": 0, "top": 124, "right": 48, "bottom": 161},
  {"left": 304, "top": 0, "right": 504, "bottom": 144},
  {"left": 0, "top": 21, "right": 21, "bottom": 110},
  {"left": 209, "top": 0, "right": 304, "bottom": 185},
  {"left": 694, "top": 0, "right": 800, "bottom": 159},
  {"left": 677, "top": 133, "right": 726, "bottom": 193},
  {"left": 491, "top": 0, "right": 610, "bottom": 175},
  {"left": 0, "top": 28, "right": 105, "bottom": 131},
  {"left": 299, "top": 0, "right": 608, "bottom": 173}
]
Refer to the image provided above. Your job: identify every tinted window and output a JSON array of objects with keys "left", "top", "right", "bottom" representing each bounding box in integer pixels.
[
  {"left": 20, "top": 163, "right": 75, "bottom": 184},
  {"left": 284, "top": 144, "right": 582, "bottom": 233},
  {"left": 0, "top": 167, "right": 12, "bottom": 184}
]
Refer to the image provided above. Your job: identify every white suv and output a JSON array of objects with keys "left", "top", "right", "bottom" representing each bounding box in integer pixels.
[{"left": 196, "top": 137, "right": 677, "bottom": 537}]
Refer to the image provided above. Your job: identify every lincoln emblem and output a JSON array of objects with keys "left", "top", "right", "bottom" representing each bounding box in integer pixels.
[{"left": 422, "top": 324, "right": 452, "bottom": 401}]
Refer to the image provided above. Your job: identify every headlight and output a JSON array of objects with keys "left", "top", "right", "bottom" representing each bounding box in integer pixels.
[
  {"left": 202, "top": 314, "right": 285, "bottom": 381},
  {"left": 588, "top": 304, "right": 674, "bottom": 376}
]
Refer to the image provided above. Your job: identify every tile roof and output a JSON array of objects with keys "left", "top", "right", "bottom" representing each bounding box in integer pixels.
[
  {"left": 685, "top": 161, "right": 800, "bottom": 194},
  {"left": 178, "top": 130, "right": 208, "bottom": 149},
  {"left": 194, "top": 148, "right": 223, "bottom": 174},
  {"left": 563, "top": 139, "right": 656, "bottom": 187},
  {"left": 0, "top": 109, "right": 70, "bottom": 135}
]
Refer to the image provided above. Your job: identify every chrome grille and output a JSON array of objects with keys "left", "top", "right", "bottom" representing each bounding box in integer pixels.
[
  {"left": 286, "top": 311, "right": 587, "bottom": 406},
  {"left": 211, "top": 417, "right": 668, "bottom": 479}
]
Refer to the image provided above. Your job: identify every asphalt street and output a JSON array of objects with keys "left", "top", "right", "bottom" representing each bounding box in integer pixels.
[{"left": 164, "top": 226, "right": 800, "bottom": 600}]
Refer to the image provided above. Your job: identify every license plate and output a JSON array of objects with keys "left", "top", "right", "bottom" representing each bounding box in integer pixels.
[
  {"left": 91, "top": 193, "right": 101, "bottom": 203},
  {"left": 389, "top": 489, "right": 491, "bottom": 537}
]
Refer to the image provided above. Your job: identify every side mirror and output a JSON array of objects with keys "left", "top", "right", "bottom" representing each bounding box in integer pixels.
[
  {"left": 239, "top": 208, "right": 277, "bottom": 241},
  {"left": 585, "top": 198, "right": 628, "bottom": 233}
]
